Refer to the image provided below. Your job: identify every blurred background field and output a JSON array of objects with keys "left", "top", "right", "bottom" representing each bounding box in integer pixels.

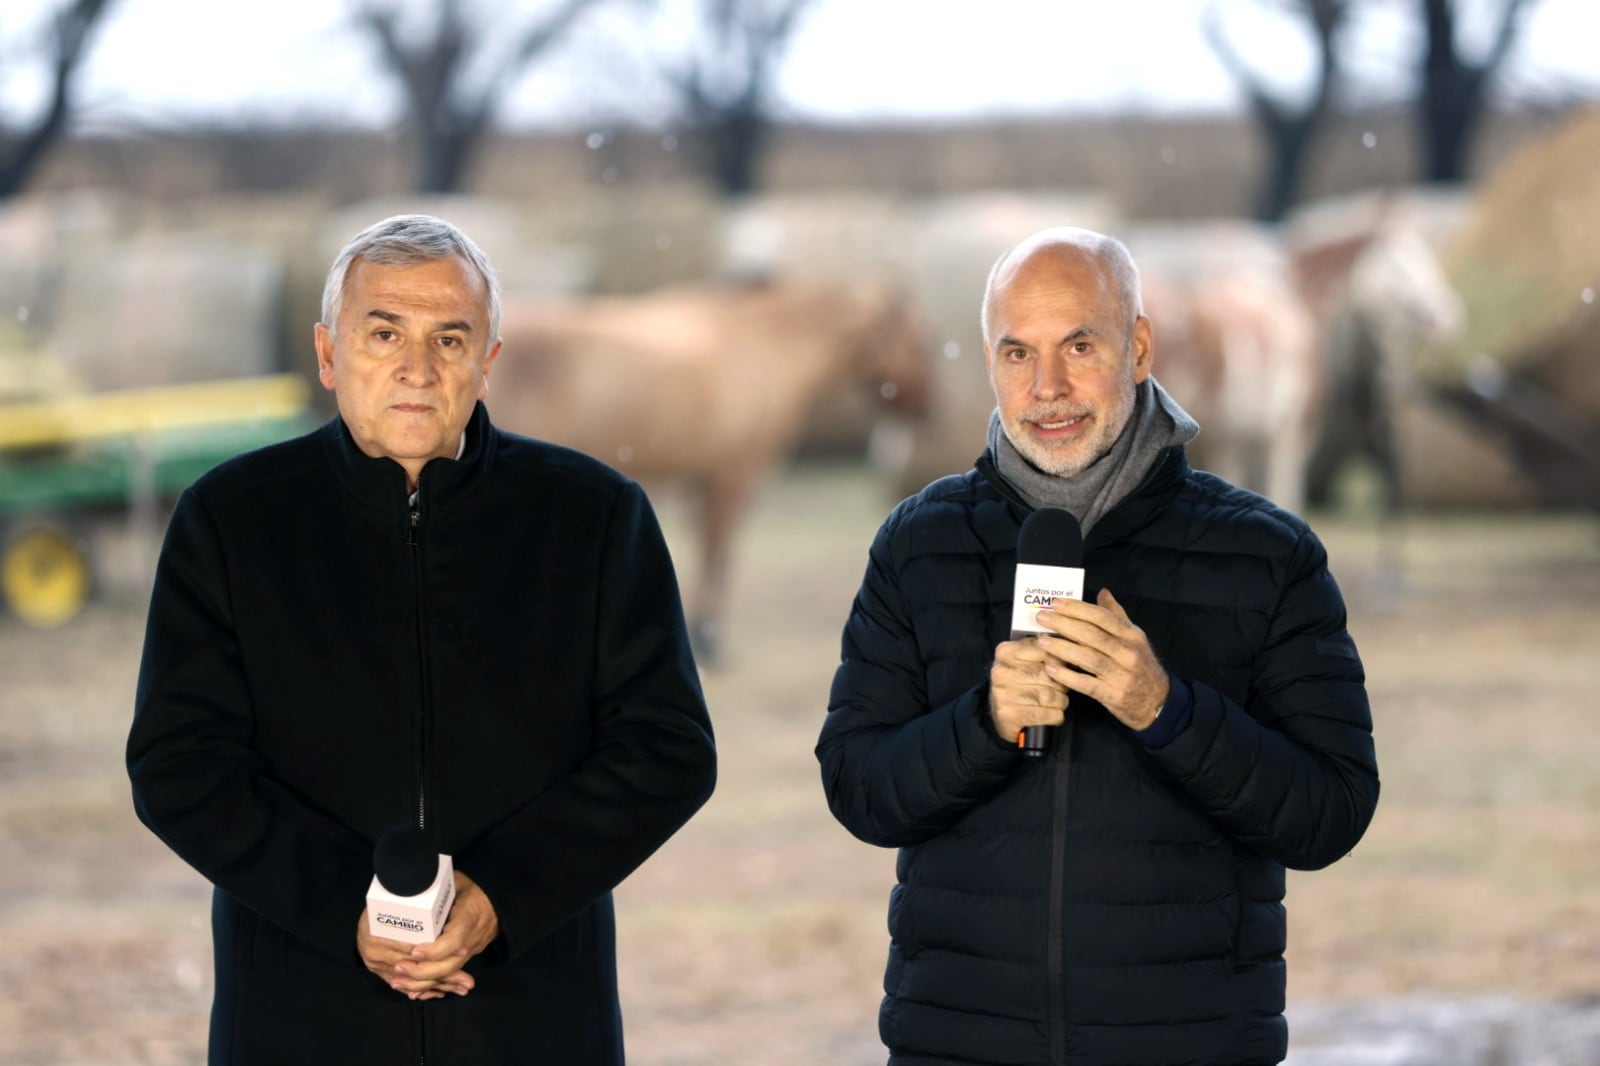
[{"left": 2, "top": 1, "right": 1600, "bottom": 1063}]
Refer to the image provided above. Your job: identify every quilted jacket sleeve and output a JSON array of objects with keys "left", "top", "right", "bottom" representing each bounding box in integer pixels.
[
  {"left": 1144, "top": 527, "right": 1380, "bottom": 870},
  {"left": 816, "top": 511, "right": 1020, "bottom": 849},
  {"left": 127, "top": 487, "right": 375, "bottom": 964}
]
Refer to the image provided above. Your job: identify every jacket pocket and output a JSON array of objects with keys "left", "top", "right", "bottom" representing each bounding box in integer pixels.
[
  {"left": 1222, "top": 845, "right": 1248, "bottom": 973},
  {"left": 1226, "top": 851, "right": 1246, "bottom": 975}
]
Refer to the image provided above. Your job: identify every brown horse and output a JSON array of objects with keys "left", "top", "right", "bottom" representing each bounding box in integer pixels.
[{"left": 490, "top": 279, "right": 933, "bottom": 663}]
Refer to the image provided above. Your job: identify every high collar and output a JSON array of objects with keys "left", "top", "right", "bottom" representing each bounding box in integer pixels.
[
  {"left": 976, "top": 443, "right": 1190, "bottom": 548},
  {"left": 320, "top": 400, "right": 497, "bottom": 515}
]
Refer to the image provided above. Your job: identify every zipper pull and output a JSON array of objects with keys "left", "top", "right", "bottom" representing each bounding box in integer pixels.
[{"left": 406, "top": 478, "right": 422, "bottom": 545}]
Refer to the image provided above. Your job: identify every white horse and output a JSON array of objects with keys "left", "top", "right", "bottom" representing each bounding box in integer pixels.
[
  {"left": 1122, "top": 223, "right": 1322, "bottom": 513},
  {"left": 1142, "top": 260, "right": 1322, "bottom": 514},
  {"left": 1302, "top": 225, "right": 1465, "bottom": 510}
]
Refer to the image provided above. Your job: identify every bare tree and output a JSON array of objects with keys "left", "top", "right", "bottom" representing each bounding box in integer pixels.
[
  {"left": 667, "top": 0, "right": 814, "bottom": 197},
  {"left": 1204, "top": 0, "right": 1355, "bottom": 222},
  {"left": 1415, "top": 0, "right": 1537, "bottom": 184},
  {"left": 353, "top": 0, "right": 599, "bottom": 194},
  {"left": 0, "top": 0, "right": 115, "bottom": 200}
]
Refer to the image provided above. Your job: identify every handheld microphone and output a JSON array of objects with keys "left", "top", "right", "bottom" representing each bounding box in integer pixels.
[
  {"left": 365, "top": 824, "right": 456, "bottom": 944},
  {"left": 1010, "top": 507, "right": 1085, "bottom": 758}
]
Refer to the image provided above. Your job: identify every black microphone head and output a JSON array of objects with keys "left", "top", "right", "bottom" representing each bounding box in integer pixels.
[
  {"left": 1016, "top": 507, "right": 1083, "bottom": 568},
  {"left": 373, "top": 824, "right": 437, "bottom": 897}
]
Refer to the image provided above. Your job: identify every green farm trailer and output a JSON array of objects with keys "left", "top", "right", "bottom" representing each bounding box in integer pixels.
[{"left": 0, "top": 375, "right": 314, "bottom": 627}]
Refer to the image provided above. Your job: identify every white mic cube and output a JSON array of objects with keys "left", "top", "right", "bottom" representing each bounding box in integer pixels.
[
  {"left": 1010, "top": 562, "right": 1085, "bottom": 637},
  {"left": 366, "top": 853, "right": 456, "bottom": 944}
]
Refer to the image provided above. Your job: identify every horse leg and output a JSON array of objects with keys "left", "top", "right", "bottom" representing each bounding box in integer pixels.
[
  {"left": 1266, "top": 424, "right": 1309, "bottom": 516},
  {"left": 691, "top": 468, "right": 762, "bottom": 669},
  {"left": 678, "top": 481, "right": 713, "bottom": 659},
  {"left": 1307, "top": 320, "right": 1360, "bottom": 508},
  {"left": 1370, "top": 369, "right": 1409, "bottom": 603},
  {"left": 1305, "top": 367, "right": 1356, "bottom": 508},
  {"left": 1210, "top": 437, "right": 1248, "bottom": 495}
]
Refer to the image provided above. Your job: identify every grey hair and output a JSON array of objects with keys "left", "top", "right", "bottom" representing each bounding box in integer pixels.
[
  {"left": 320, "top": 214, "right": 502, "bottom": 339},
  {"left": 980, "top": 226, "right": 1144, "bottom": 345}
]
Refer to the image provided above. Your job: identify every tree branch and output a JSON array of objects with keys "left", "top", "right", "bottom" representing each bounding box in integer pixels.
[
  {"left": 660, "top": 0, "right": 816, "bottom": 195},
  {"left": 1202, "top": 3, "right": 1286, "bottom": 131},
  {"left": 0, "top": 0, "right": 116, "bottom": 200},
  {"left": 350, "top": 0, "right": 604, "bottom": 193},
  {"left": 504, "top": 0, "right": 596, "bottom": 73},
  {"left": 765, "top": 0, "right": 814, "bottom": 50},
  {"left": 350, "top": 3, "right": 428, "bottom": 113},
  {"left": 1483, "top": 0, "right": 1536, "bottom": 79},
  {"left": 1203, "top": 0, "right": 1353, "bottom": 220}
]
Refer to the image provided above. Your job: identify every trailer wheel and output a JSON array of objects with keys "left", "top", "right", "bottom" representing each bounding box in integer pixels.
[{"left": 1, "top": 521, "right": 93, "bottom": 628}]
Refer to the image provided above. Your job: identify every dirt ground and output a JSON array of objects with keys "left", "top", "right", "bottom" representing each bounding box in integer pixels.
[{"left": 2, "top": 463, "right": 1598, "bottom": 1065}]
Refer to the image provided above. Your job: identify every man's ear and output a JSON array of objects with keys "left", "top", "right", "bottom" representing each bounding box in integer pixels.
[
  {"left": 478, "top": 338, "right": 502, "bottom": 400},
  {"left": 1130, "top": 315, "right": 1154, "bottom": 384},
  {"left": 314, "top": 322, "right": 337, "bottom": 392}
]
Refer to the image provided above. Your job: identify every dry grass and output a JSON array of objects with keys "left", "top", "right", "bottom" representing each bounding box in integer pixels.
[{"left": 1, "top": 465, "right": 1597, "bottom": 1064}]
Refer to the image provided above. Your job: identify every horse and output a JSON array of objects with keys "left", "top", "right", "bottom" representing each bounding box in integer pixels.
[
  {"left": 1140, "top": 259, "right": 1323, "bottom": 515},
  {"left": 1132, "top": 210, "right": 1463, "bottom": 519},
  {"left": 1294, "top": 223, "right": 1465, "bottom": 511},
  {"left": 489, "top": 279, "right": 933, "bottom": 664}
]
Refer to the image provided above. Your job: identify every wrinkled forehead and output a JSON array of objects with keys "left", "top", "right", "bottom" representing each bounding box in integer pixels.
[{"left": 353, "top": 255, "right": 490, "bottom": 311}]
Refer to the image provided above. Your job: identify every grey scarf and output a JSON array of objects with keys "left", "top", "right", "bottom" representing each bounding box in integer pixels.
[{"left": 988, "top": 376, "right": 1200, "bottom": 534}]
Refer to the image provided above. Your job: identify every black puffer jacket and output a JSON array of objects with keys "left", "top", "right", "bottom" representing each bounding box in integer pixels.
[{"left": 817, "top": 448, "right": 1378, "bottom": 1066}]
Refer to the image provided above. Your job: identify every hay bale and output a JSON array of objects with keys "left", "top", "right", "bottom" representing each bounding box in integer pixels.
[
  {"left": 573, "top": 185, "right": 721, "bottom": 296},
  {"left": 1512, "top": 291, "right": 1600, "bottom": 418},
  {"left": 1432, "top": 107, "right": 1600, "bottom": 394},
  {"left": 717, "top": 192, "right": 914, "bottom": 286},
  {"left": 1407, "top": 109, "right": 1600, "bottom": 506},
  {"left": 0, "top": 191, "right": 129, "bottom": 343},
  {"left": 46, "top": 231, "right": 284, "bottom": 390}
]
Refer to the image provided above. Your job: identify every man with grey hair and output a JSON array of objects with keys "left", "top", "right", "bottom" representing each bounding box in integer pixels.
[
  {"left": 129, "top": 214, "right": 716, "bottom": 1064},
  {"left": 819, "top": 227, "right": 1378, "bottom": 1064}
]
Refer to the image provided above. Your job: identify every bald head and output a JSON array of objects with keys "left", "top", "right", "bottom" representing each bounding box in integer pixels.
[
  {"left": 980, "top": 226, "right": 1154, "bottom": 478},
  {"left": 981, "top": 227, "right": 1143, "bottom": 346}
]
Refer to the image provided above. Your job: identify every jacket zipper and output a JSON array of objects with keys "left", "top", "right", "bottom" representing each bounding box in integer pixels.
[
  {"left": 406, "top": 484, "right": 429, "bottom": 1066},
  {"left": 1047, "top": 720, "right": 1073, "bottom": 1065},
  {"left": 984, "top": 485, "right": 1133, "bottom": 1063},
  {"left": 407, "top": 495, "right": 428, "bottom": 833}
]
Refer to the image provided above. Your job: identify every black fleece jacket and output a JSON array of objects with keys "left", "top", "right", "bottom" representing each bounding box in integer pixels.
[
  {"left": 128, "top": 403, "right": 716, "bottom": 1065},
  {"left": 818, "top": 447, "right": 1378, "bottom": 1066}
]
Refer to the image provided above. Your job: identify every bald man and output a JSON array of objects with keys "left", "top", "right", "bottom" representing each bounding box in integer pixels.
[{"left": 818, "top": 228, "right": 1378, "bottom": 1065}]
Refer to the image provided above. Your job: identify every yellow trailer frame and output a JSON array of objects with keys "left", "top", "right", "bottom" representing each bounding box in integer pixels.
[{"left": 0, "top": 375, "right": 315, "bottom": 627}]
